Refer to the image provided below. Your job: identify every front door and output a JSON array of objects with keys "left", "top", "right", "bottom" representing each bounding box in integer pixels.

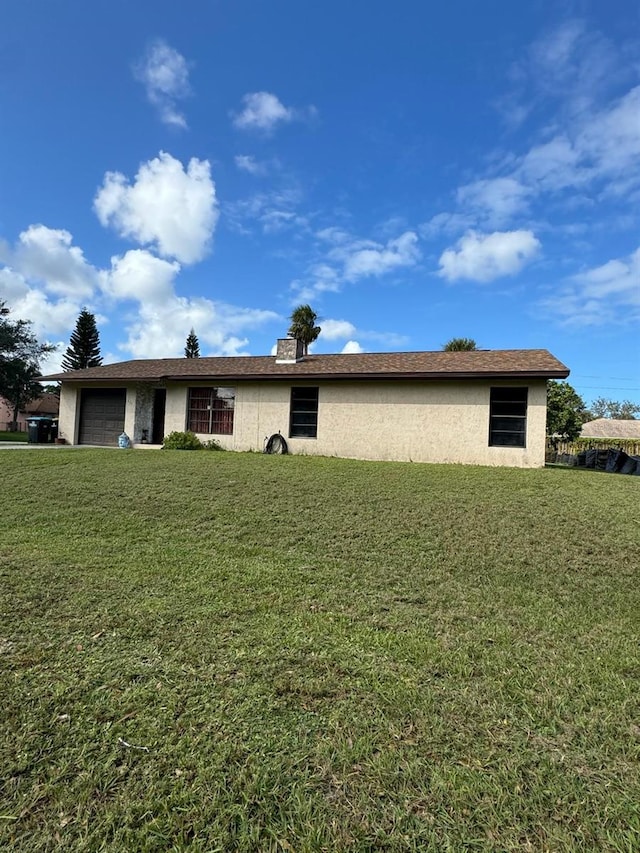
[{"left": 152, "top": 389, "right": 166, "bottom": 444}]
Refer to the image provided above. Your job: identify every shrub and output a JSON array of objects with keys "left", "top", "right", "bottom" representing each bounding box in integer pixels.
[
  {"left": 202, "top": 439, "right": 224, "bottom": 451},
  {"left": 162, "top": 431, "right": 203, "bottom": 450}
]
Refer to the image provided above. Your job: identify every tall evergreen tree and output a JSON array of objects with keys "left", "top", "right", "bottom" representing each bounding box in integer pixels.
[
  {"left": 185, "top": 328, "right": 201, "bottom": 358},
  {"left": 288, "top": 305, "right": 321, "bottom": 355},
  {"left": 61, "top": 309, "right": 102, "bottom": 371}
]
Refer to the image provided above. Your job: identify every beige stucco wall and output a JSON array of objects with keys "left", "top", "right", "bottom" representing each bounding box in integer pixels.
[
  {"left": 59, "top": 378, "right": 548, "bottom": 467},
  {"left": 58, "top": 383, "right": 80, "bottom": 443},
  {"left": 173, "top": 378, "right": 548, "bottom": 467}
]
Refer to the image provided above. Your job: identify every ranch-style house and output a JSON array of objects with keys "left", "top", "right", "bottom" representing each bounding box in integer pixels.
[{"left": 42, "top": 339, "right": 570, "bottom": 468}]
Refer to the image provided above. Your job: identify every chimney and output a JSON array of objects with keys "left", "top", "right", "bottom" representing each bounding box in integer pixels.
[{"left": 275, "top": 337, "right": 304, "bottom": 363}]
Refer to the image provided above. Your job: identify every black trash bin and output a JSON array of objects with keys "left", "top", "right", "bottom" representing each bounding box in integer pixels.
[
  {"left": 26, "top": 417, "right": 53, "bottom": 443},
  {"left": 27, "top": 418, "right": 40, "bottom": 443}
]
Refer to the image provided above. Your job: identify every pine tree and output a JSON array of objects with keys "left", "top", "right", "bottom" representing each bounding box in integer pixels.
[
  {"left": 185, "top": 328, "right": 201, "bottom": 358},
  {"left": 61, "top": 309, "right": 102, "bottom": 371}
]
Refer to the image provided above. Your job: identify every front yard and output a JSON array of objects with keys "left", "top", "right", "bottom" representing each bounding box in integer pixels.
[{"left": 1, "top": 450, "right": 638, "bottom": 851}]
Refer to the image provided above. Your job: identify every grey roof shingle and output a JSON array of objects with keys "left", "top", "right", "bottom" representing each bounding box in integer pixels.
[
  {"left": 41, "top": 349, "right": 570, "bottom": 383},
  {"left": 581, "top": 419, "right": 640, "bottom": 439}
]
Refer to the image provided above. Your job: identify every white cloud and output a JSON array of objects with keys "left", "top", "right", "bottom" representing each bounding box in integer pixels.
[
  {"left": 14, "top": 225, "right": 97, "bottom": 298},
  {"left": 291, "top": 228, "right": 421, "bottom": 301},
  {"left": 575, "top": 249, "right": 640, "bottom": 302},
  {"left": 321, "top": 319, "right": 357, "bottom": 340},
  {"left": 134, "top": 39, "right": 191, "bottom": 128},
  {"left": 436, "top": 83, "right": 640, "bottom": 243},
  {"left": 456, "top": 178, "right": 531, "bottom": 225},
  {"left": 0, "top": 226, "right": 100, "bottom": 346},
  {"left": 498, "top": 19, "right": 618, "bottom": 129},
  {"left": 0, "top": 265, "right": 29, "bottom": 303},
  {"left": 232, "top": 92, "right": 294, "bottom": 132},
  {"left": 100, "top": 249, "right": 180, "bottom": 304},
  {"left": 514, "top": 87, "right": 640, "bottom": 198},
  {"left": 120, "top": 296, "right": 278, "bottom": 359},
  {"left": 3, "top": 285, "right": 80, "bottom": 339},
  {"left": 94, "top": 152, "right": 218, "bottom": 264},
  {"left": 260, "top": 210, "right": 298, "bottom": 234},
  {"left": 341, "top": 340, "right": 365, "bottom": 354},
  {"left": 543, "top": 247, "right": 640, "bottom": 327},
  {"left": 234, "top": 155, "right": 266, "bottom": 176},
  {"left": 438, "top": 230, "right": 541, "bottom": 282},
  {"left": 527, "top": 20, "right": 617, "bottom": 111},
  {"left": 315, "top": 226, "right": 352, "bottom": 245},
  {"left": 517, "top": 136, "right": 584, "bottom": 192},
  {"left": 576, "top": 86, "right": 640, "bottom": 192},
  {"left": 419, "top": 212, "right": 476, "bottom": 239},
  {"left": 96, "top": 247, "right": 279, "bottom": 358},
  {"left": 340, "top": 231, "right": 421, "bottom": 282},
  {"left": 225, "top": 187, "right": 307, "bottom": 235}
]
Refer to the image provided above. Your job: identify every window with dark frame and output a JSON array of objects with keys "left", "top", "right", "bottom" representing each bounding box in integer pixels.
[
  {"left": 187, "top": 387, "right": 235, "bottom": 435},
  {"left": 489, "top": 387, "right": 528, "bottom": 447},
  {"left": 289, "top": 387, "right": 319, "bottom": 438}
]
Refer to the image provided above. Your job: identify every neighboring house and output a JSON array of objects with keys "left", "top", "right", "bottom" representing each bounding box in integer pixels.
[
  {"left": 581, "top": 419, "right": 640, "bottom": 440},
  {"left": 0, "top": 393, "right": 60, "bottom": 431},
  {"left": 41, "top": 340, "right": 569, "bottom": 468}
]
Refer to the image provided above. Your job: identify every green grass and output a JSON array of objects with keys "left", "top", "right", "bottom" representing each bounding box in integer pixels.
[
  {"left": 0, "top": 430, "right": 27, "bottom": 441},
  {"left": 1, "top": 450, "right": 639, "bottom": 852}
]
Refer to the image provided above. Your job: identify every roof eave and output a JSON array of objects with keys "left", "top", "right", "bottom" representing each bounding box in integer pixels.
[{"left": 46, "top": 369, "right": 570, "bottom": 383}]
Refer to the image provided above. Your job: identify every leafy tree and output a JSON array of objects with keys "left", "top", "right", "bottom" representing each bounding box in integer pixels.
[
  {"left": 546, "top": 380, "right": 588, "bottom": 443},
  {"left": 185, "top": 328, "right": 201, "bottom": 358},
  {"left": 2, "top": 359, "right": 42, "bottom": 430},
  {"left": 0, "top": 300, "right": 53, "bottom": 364},
  {"left": 61, "top": 308, "right": 102, "bottom": 371},
  {"left": 0, "top": 300, "right": 56, "bottom": 423},
  {"left": 587, "top": 397, "right": 639, "bottom": 420},
  {"left": 288, "top": 304, "right": 321, "bottom": 355},
  {"left": 443, "top": 337, "right": 478, "bottom": 352}
]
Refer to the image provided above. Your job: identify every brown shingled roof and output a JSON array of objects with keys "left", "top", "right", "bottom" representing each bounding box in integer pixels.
[{"left": 41, "top": 349, "right": 569, "bottom": 383}]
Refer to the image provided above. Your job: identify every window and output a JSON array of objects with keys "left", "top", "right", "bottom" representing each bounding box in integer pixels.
[
  {"left": 187, "top": 387, "right": 235, "bottom": 435},
  {"left": 489, "top": 387, "right": 527, "bottom": 447},
  {"left": 290, "top": 387, "right": 319, "bottom": 438}
]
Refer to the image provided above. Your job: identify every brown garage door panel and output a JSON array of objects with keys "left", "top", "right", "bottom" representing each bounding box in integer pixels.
[{"left": 79, "top": 390, "right": 126, "bottom": 445}]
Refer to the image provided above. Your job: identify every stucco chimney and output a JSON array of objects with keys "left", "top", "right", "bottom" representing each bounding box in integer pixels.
[{"left": 275, "top": 338, "right": 304, "bottom": 363}]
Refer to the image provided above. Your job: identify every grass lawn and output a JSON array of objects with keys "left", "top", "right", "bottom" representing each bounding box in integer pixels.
[
  {"left": 1, "top": 450, "right": 639, "bottom": 852},
  {"left": 0, "top": 431, "right": 27, "bottom": 442}
]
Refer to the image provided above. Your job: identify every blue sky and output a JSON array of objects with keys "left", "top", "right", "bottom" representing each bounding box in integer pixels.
[{"left": 1, "top": 0, "right": 639, "bottom": 406}]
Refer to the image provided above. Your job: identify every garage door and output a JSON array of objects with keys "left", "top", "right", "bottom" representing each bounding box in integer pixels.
[{"left": 79, "top": 389, "right": 126, "bottom": 446}]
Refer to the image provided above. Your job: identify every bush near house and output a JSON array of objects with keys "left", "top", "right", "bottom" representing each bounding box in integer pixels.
[
  {"left": 1, "top": 451, "right": 638, "bottom": 851},
  {"left": 162, "top": 431, "right": 224, "bottom": 451},
  {"left": 161, "top": 430, "right": 203, "bottom": 450}
]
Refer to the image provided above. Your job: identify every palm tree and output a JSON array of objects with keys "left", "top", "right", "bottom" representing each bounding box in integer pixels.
[
  {"left": 288, "top": 305, "right": 321, "bottom": 355},
  {"left": 443, "top": 337, "right": 477, "bottom": 352}
]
